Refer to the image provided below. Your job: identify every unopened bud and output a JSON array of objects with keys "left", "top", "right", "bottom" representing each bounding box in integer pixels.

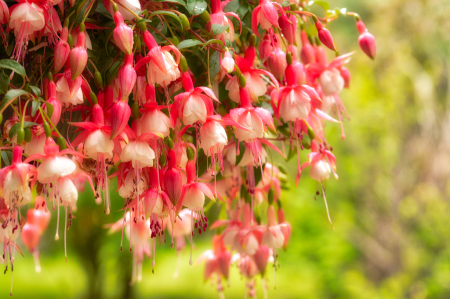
[
  {"left": 90, "top": 92, "right": 98, "bottom": 104},
  {"left": 44, "top": 122, "right": 52, "bottom": 137},
  {"left": 186, "top": 146, "right": 195, "bottom": 161},
  {"left": 199, "top": 10, "right": 210, "bottom": 22},
  {"left": 57, "top": 136, "right": 66, "bottom": 150},
  {"left": 94, "top": 71, "right": 103, "bottom": 89},
  {"left": 17, "top": 129, "right": 25, "bottom": 144},
  {"left": 268, "top": 189, "right": 274, "bottom": 205},
  {"left": 24, "top": 127, "right": 31, "bottom": 143},
  {"left": 179, "top": 55, "right": 189, "bottom": 73},
  {"left": 179, "top": 14, "right": 190, "bottom": 31}
]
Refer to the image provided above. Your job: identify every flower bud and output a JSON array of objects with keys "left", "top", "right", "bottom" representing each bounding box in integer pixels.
[
  {"left": 113, "top": 11, "right": 134, "bottom": 55},
  {"left": 70, "top": 23, "right": 88, "bottom": 80},
  {"left": 279, "top": 13, "right": 297, "bottom": 45},
  {"left": 24, "top": 127, "right": 31, "bottom": 142},
  {"left": 110, "top": 100, "right": 131, "bottom": 140},
  {"left": 340, "top": 67, "right": 351, "bottom": 88},
  {"left": 258, "top": 34, "right": 272, "bottom": 63},
  {"left": 315, "top": 21, "right": 337, "bottom": 52},
  {"left": 357, "top": 21, "right": 376, "bottom": 59},
  {"left": 221, "top": 51, "right": 234, "bottom": 73},
  {"left": 179, "top": 14, "right": 190, "bottom": 31},
  {"left": 54, "top": 26, "right": 70, "bottom": 73},
  {"left": 118, "top": 54, "right": 137, "bottom": 99}
]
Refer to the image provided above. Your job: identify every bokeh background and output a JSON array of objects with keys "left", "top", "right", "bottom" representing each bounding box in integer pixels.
[{"left": 3, "top": 0, "right": 450, "bottom": 298}]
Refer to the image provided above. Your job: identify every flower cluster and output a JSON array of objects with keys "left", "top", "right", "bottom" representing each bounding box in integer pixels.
[{"left": 0, "top": 0, "right": 375, "bottom": 296}]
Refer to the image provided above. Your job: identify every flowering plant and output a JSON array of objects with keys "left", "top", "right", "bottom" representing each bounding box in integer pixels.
[{"left": 0, "top": 0, "right": 375, "bottom": 296}]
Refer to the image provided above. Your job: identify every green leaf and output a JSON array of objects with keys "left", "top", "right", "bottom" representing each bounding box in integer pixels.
[
  {"left": 308, "top": 0, "right": 330, "bottom": 11},
  {"left": 31, "top": 100, "right": 41, "bottom": 117},
  {"left": 235, "top": 141, "right": 246, "bottom": 166},
  {"left": 177, "top": 39, "right": 203, "bottom": 50},
  {"left": 1, "top": 150, "right": 12, "bottom": 167},
  {"left": 105, "top": 60, "right": 122, "bottom": 86},
  {"left": 187, "top": 0, "right": 207, "bottom": 16},
  {"left": 9, "top": 122, "right": 38, "bottom": 139},
  {"left": 0, "top": 89, "right": 29, "bottom": 111},
  {"left": 0, "top": 70, "right": 9, "bottom": 94},
  {"left": 223, "top": 0, "right": 240, "bottom": 13},
  {"left": 212, "top": 23, "right": 230, "bottom": 36},
  {"left": 0, "top": 59, "right": 26, "bottom": 86},
  {"left": 197, "top": 149, "right": 207, "bottom": 177},
  {"left": 95, "top": 2, "right": 113, "bottom": 19},
  {"left": 209, "top": 50, "right": 221, "bottom": 83},
  {"left": 152, "top": 0, "right": 188, "bottom": 9},
  {"left": 29, "top": 86, "right": 41, "bottom": 97},
  {"left": 254, "top": 164, "right": 266, "bottom": 186}
]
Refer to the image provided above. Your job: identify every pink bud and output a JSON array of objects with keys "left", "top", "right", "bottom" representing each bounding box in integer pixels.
[
  {"left": 253, "top": 245, "right": 271, "bottom": 275},
  {"left": 164, "top": 150, "right": 182, "bottom": 206},
  {"left": 113, "top": 11, "right": 134, "bottom": 55},
  {"left": 258, "top": 34, "right": 272, "bottom": 63},
  {"left": 221, "top": 51, "right": 235, "bottom": 73},
  {"left": 21, "top": 223, "right": 42, "bottom": 252},
  {"left": 26, "top": 205, "right": 51, "bottom": 233},
  {"left": 300, "top": 31, "right": 315, "bottom": 64},
  {"left": 279, "top": 13, "right": 297, "bottom": 45},
  {"left": 46, "top": 80, "right": 62, "bottom": 125},
  {"left": 315, "top": 21, "right": 337, "bottom": 51},
  {"left": 118, "top": 54, "right": 137, "bottom": 99},
  {"left": 54, "top": 26, "right": 70, "bottom": 73},
  {"left": 70, "top": 27, "right": 88, "bottom": 80},
  {"left": 110, "top": 99, "right": 131, "bottom": 140},
  {"left": 357, "top": 21, "right": 376, "bottom": 59},
  {"left": 267, "top": 47, "right": 287, "bottom": 81}
]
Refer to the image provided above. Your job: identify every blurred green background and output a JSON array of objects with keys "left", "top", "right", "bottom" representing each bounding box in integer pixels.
[{"left": 4, "top": 0, "right": 450, "bottom": 298}]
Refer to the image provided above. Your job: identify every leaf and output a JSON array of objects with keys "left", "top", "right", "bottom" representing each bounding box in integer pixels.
[
  {"left": 9, "top": 122, "right": 38, "bottom": 139},
  {"left": 1, "top": 150, "right": 12, "bottom": 166},
  {"left": 74, "top": 0, "right": 93, "bottom": 28},
  {"left": 209, "top": 50, "right": 221, "bottom": 83},
  {"left": 95, "top": 2, "right": 113, "bottom": 19},
  {"left": 197, "top": 149, "right": 207, "bottom": 177},
  {"left": 235, "top": 141, "right": 246, "bottom": 166},
  {"left": 0, "top": 89, "right": 29, "bottom": 111},
  {"left": 0, "top": 59, "right": 26, "bottom": 85},
  {"left": 105, "top": 60, "right": 122, "bottom": 86},
  {"left": 152, "top": 0, "right": 188, "bottom": 9},
  {"left": 254, "top": 164, "right": 266, "bottom": 186},
  {"left": 308, "top": 0, "right": 330, "bottom": 11},
  {"left": 223, "top": 0, "right": 240, "bottom": 13},
  {"left": 31, "top": 100, "right": 41, "bottom": 117},
  {"left": 212, "top": 23, "right": 230, "bottom": 36},
  {"left": 0, "top": 70, "right": 9, "bottom": 94},
  {"left": 177, "top": 39, "right": 203, "bottom": 50},
  {"left": 187, "top": 0, "right": 207, "bottom": 16},
  {"left": 29, "top": 85, "right": 41, "bottom": 97}
]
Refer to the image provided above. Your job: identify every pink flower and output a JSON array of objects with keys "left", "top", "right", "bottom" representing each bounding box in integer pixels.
[
  {"left": 266, "top": 34, "right": 287, "bottom": 81},
  {"left": 171, "top": 79, "right": 218, "bottom": 126},
  {"left": 120, "top": 141, "right": 155, "bottom": 168},
  {"left": 319, "top": 68, "right": 344, "bottom": 96},
  {"left": 103, "top": 0, "right": 141, "bottom": 21},
  {"left": 9, "top": 2, "right": 45, "bottom": 59},
  {"left": 261, "top": 205, "right": 285, "bottom": 249},
  {"left": 199, "top": 117, "right": 228, "bottom": 155},
  {"left": 146, "top": 48, "right": 180, "bottom": 87},
  {"left": 140, "top": 105, "right": 171, "bottom": 137},
  {"left": 251, "top": 0, "right": 283, "bottom": 36}
]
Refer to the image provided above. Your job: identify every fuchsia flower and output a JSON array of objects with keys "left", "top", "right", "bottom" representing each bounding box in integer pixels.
[
  {"left": 0, "top": 146, "right": 35, "bottom": 208},
  {"left": 265, "top": 32, "right": 287, "bottom": 81},
  {"left": 225, "top": 41, "right": 278, "bottom": 103},
  {"left": 171, "top": 72, "right": 219, "bottom": 126},
  {"left": 55, "top": 60, "right": 85, "bottom": 107},
  {"left": 207, "top": 0, "right": 241, "bottom": 42},
  {"left": 103, "top": 0, "right": 141, "bottom": 21},
  {"left": 251, "top": 0, "right": 284, "bottom": 37},
  {"left": 279, "top": 11, "right": 297, "bottom": 45},
  {"left": 9, "top": 1, "right": 46, "bottom": 60}
]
